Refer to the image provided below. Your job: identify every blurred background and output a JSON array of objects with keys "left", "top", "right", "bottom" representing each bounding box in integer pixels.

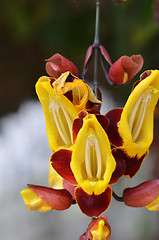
[{"left": 0, "top": 0, "right": 159, "bottom": 239}]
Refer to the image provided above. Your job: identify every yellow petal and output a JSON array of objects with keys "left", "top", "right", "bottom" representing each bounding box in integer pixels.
[
  {"left": 36, "top": 76, "right": 78, "bottom": 152},
  {"left": 71, "top": 114, "right": 116, "bottom": 195},
  {"left": 21, "top": 188, "right": 52, "bottom": 212},
  {"left": 48, "top": 160, "right": 63, "bottom": 189},
  {"left": 118, "top": 70, "right": 159, "bottom": 158},
  {"left": 146, "top": 196, "right": 159, "bottom": 211},
  {"left": 53, "top": 72, "right": 89, "bottom": 111}
]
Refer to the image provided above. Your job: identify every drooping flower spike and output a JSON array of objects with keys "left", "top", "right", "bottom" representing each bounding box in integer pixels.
[
  {"left": 51, "top": 111, "right": 116, "bottom": 217},
  {"left": 80, "top": 213, "right": 111, "bottom": 240},
  {"left": 106, "top": 70, "right": 159, "bottom": 177},
  {"left": 36, "top": 71, "right": 101, "bottom": 152}
]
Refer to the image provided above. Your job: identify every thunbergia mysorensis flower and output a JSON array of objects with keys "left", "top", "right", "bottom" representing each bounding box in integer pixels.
[
  {"left": 21, "top": 48, "right": 159, "bottom": 240},
  {"left": 36, "top": 71, "right": 101, "bottom": 152},
  {"left": 106, "top": 70, "right": 159, "bottom": 177},
  {"left": 51, "top": 111, "right": 116, "bottom": 217},
  {"left": 80, "top": 214, "right": 111, "bottom": 240}
]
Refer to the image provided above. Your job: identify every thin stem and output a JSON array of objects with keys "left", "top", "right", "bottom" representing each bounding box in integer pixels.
[
  {"left": 112, "top": 190, "right": 124, "bottom": 202},
  {"left": 93, "top": 0, "right": 101, "bottom": 97}
]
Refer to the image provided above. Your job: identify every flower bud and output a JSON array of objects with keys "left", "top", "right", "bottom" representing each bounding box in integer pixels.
[
  {"left": 108, "top": 54, "right": 143, "bottom": 84},
  {"left": 45, "top": 53, "right": 79, "bottom": 78},
  {"left": 80, "top": 214, "right": 111, "bottom": 240}
]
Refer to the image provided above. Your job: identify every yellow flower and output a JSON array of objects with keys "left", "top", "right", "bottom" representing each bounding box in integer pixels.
[{"left": 36, "top": 72, "right": 101, "bottom": 152}]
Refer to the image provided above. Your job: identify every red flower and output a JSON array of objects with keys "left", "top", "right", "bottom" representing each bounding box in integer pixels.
[{"left": 45, "top": 53, "right": 79, "bottom": 78}]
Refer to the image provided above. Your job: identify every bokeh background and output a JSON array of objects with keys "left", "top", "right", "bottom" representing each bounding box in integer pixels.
[{"left": 0, "top": 0, "right": 159, "bottom": 239}]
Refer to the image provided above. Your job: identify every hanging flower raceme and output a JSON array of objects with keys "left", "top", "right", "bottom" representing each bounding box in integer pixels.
[
  {"left": 106, "top": 70, "right": 159, "bottom": 177},
  {"left": 80, "top": 214, "right": 111, "bottom": 240}
]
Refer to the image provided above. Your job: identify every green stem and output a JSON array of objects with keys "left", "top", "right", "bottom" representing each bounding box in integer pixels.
[{"left": 93, "top": 0, "right": 101, "bottom": 97}]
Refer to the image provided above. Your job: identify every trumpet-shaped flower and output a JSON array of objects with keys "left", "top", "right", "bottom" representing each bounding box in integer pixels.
[
  {"left": 80, "top": 214, "right": 111, "bottom": 240},
  {"left": 51, "top": 112, "right": 116, "bottom": 217},
  {"left": 106, "top": 70, "right": 159, "bottom": 177},
  {"left": 36, "top": 71, "right": 101, "bottom": 152}
]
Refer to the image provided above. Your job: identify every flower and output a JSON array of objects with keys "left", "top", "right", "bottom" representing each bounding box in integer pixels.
[
  {"left": 21, "top": 185, "right": 73, "bottom": 212},
  {"left": 80, "top": 214, "right": 111, "bottom": 240},
  {"left": 108, "top": 55, "right": 143, "bottom": 85},
  {"left": 51, "top": 111, "right": 116, "bottom": 217},
  {"left": 36, "top": 71, "right": 101, "bottom": 152},
  {"left": 45, "top": 53, "right": 79, "bottom": 78},
  {"left": 123, "top": 179, "right": 159, "bottom": 211},
  {"left": 106, "top": 70, "right": 159, "bottom": 177}
]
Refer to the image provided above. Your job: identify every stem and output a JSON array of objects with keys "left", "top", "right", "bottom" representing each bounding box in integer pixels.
[
  {"left": 93, "top": 0, "right": 101, "bottom": 97},
  {"left": 112, "top": 190, "right": 124, "bottom": 202}
]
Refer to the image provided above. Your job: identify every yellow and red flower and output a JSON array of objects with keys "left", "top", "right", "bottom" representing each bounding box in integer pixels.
[
  {"left": 80, "top": 214, "right": 111, "bottom": 240},
  {"left": 106, "top": 70, "right": 159, "bottom": 177}
]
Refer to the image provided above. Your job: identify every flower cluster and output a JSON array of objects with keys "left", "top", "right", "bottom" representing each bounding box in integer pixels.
[{"left": 21, "top": 52, "right": 159, "bottom": 239}]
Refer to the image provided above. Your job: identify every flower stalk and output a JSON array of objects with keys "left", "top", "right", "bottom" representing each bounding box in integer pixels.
[{"left": 93, "top": 0, "right": 101, "bottom": 97}]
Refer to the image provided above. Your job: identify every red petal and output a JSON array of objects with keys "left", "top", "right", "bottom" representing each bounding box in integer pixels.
[
  {"left": 83, "top": 45, "right": 94, "bottom": 70},
  {"left": 105, "top": 108, "right": 123, "bottom": 146},
  {"left": 63, "top": 180, "right": 75, "bottom": 199},
  {"left": 123, "top": 179, "right": 159, "bottom": 207},
  {"left": 108, "top": 55, "right": 143, "bottom": 85},
  {"left": 51, "top": 149, "right": 77, "bottom": 185},
  {"left": 28, "top": 184, "right": 73, "bottom": 210},
  {"left": 109, "top": 148, "right": 126, "bottom": 184},
  {"left": 108, "top": 57, "right": 125, "bottom": 84},
  {"left": 100, "top": 45, "right": 112, "bottom": 65},
  {"left": 75, "top": 186, "right": 112, "bottom": 218},
  {"left": 45, "top": 53, "right": 79, "bottom": 78},
  {"left": 122, "top": 55, "right": 143, "bottom": 82}
]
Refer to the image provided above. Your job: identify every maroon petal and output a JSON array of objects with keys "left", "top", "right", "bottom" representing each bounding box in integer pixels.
[
  {"left": 73, "top": 111, "right": 88, "bottom": 144},
  {"left": 51, "top": 149, "right": 77, "bottom": 185},
  {"left": 28, "top": 184, "right": 73, "bottom": 210},
  {"left": 105, "top": 108, "right": 123, "bottom": 146},
  {"left": 100, "top": 45, "right": 112, "bottom": 65},
  {"left": 123, "top": 179, "right": 159, "bottom": 207},
  {"left": 117, "top": 149, "right": 148, "bottom": 178},
  {"left": 109, "top": 148, "right": 126, "bottom": 184},
  {"left": 95, "top": 114, "right": 110, "bottom": 133},
  {"left": 75, "top": 186, "right": 112, "bottom": 218},
  {"left": 46, "top": 53, "right": 79, "bottom": 78}
]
